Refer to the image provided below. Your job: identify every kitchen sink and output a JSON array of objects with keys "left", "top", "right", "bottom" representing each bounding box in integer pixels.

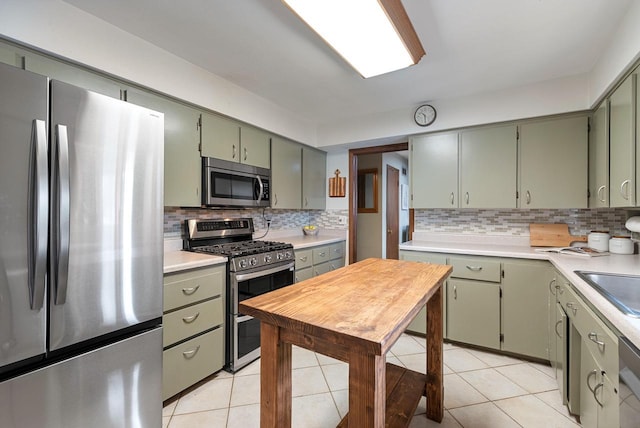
[{"left": 574, "top": 271, "right": 640, "bottom": 318}]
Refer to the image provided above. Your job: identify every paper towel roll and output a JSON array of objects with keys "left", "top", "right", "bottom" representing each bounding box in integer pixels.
[{"left": 625, "top": 216, "right": 640, "bottom": 232}]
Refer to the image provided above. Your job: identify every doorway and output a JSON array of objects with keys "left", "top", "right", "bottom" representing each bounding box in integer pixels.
[
  {"left": 348, "top": 143, "right": 409, "bottom": 264},
  {"left": 386, "top": 165, "right": 399, "bottom": 260}
]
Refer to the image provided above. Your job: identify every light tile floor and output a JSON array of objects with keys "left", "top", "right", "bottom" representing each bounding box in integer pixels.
[{"left": 162, "top": 334, "right": 581, "bottom": 427}]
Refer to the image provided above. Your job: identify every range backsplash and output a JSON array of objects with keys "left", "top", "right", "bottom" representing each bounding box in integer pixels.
[
  {"left": 164, "top": 207, "right": 349, "bottom": 238},
  {"left": 413, "top": 208, "right": 633, "bottom": 236}
]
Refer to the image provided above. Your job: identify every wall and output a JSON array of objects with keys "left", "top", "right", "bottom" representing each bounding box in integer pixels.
[
  {"left": 356, "top": 154, "right": 382, "bottom": 260},
  {"left": 413, "top": 208, "right": 632, "bottom": 237}
]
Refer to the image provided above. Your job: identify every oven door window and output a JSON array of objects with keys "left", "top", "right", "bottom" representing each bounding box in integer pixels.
[
  {"left": 210, "top": 171, "right": 255, "bottom": 200},
  {"left": 237, "top": 267, "right": 294, "bottom": 303},
  {"left": 237, "top": 317, "right": 260, "bottom": 360}
]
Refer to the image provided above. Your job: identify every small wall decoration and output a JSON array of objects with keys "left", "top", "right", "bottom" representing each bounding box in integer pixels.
[{"left": 329, "top": 169, "right": 346, "bottom": 197}]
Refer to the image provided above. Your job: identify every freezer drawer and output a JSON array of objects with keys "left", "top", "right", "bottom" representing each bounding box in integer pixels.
[{"left": 0, "top": 327, "right": 162, "bottom": 428}]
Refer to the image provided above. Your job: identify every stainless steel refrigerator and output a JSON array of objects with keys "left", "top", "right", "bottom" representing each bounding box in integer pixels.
[{"left": 0, "top": 62, "right": 164, "bottom": 427}]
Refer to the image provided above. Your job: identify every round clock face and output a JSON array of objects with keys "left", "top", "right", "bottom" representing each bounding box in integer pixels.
[{"left": 414, "top": 104, "right": 436, "bottom": 127}]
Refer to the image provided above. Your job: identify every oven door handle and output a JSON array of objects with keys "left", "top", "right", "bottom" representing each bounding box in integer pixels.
[{"left": 234, "top": 261, "right": 295, "bottom": 282}]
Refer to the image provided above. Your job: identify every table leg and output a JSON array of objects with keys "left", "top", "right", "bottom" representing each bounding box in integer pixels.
[
  {"left": 348, "top": 351, "right": 386, "bottom": 427},
  {"left": 260, "top": 322, "right": 292, "bottom": 428},
  {"left": 426, "top": 284, "right": 444, "bottom": 422}
]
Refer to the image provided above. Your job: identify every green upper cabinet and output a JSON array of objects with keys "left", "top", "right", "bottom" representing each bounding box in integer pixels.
[
  {"left": 0, "top": 42, "right": 23, "bottom": 67},
  {"left": 519, "top": 115, "right": 588, "bottom": 208},
  {"left": 271, "top": 136, "right": 302, "bottom": 209},
  {"left": 410, "top": 132, "right": 458, "bottom": 208},
  {"left": 302, "top": 146, "right": 326, "bottom": 209},
  {"left": 201, "top": 113, "right": 270, "bottom": 169},
  {"left": 459, "top": 125, "right": 517, "bottom": 208},
  {"left": 126, "top": 89, "right": 201, "bottom": 207},
  {"left": 24, "top": 52, "right": 121, "bottom": 99},
  {"left": 609, "top": 72, "right": 636, "bottom": 207},
  {"left": 589, "top": 102, "right": 610, "bottom": 208}
]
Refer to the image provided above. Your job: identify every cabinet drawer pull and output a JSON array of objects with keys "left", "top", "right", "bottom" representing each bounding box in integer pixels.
[
  {"left": 621, "top": 179, "right": 630, "bottom": 200},
  {"left": 593, "top": 382, "right": 605, "bottom": 407},
  {"left": 182, "top": 345, "right": 201, "bottom": 359},
  {"left": 554, "top": 320, "right": 563, "bottom": 338},
  {"left": 566, "top": 302, "right": 577, "bottom": 315},
  {"left": 318, "top": 251, "right": 326, "bottom": 257},
  {"left": 299, "top": 256, "right": 308, "bottom": 262},
  {"left": 182, "top": 285, "right": 200, "bottom": 296},
  {"left": 588, "top": 332, "right": 606, "bottom": 349},
  {"left": 586, "top": 369, "right": 598, "bottom": 393},
  {"left": 548, "top": 279, "right": 557, "bottom": 295},
  {"left": 465, "top": 265, "right": 483, "bottom": 272},
  {"left": 182, "top": 313, "right": 200, "bottom": 324},
  {"left": 597, "top": 185, "right": 606, "bottom": 203}
]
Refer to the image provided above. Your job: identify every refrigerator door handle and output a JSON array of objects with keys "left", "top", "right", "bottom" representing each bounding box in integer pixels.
[
  {"left": 28, "top": 119, "right": 48, "bottom": 310},
  {"left": 53, "top": 124, "right": 70, "bottom": 305}
]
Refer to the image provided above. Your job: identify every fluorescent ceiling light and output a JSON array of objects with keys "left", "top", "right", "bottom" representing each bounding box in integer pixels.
[{"left": 282, "top": 0, "right": 425, "bottom": 78}]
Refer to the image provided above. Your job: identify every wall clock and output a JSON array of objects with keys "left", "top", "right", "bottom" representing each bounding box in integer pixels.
[{"left": 414, "top": 104, "right": 436, "bottom": 127}]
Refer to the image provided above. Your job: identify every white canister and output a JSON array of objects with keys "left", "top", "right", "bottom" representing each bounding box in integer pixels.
[
  {"left": 588, "top": 231, "right": 610, "bottom": 252},
  {"left": 609, "top": 236, "right": 634, "bottom": 254}
]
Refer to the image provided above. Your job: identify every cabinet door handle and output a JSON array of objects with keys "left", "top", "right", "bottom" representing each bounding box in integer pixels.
[
  {"left": 554, "top": 320, "right": 563, "bottom": 338},
  {"left": 586, "top": 369, "right": 598, "bottom": 393},
  {"left": 588, "top": 332, "right": 606, "bottom": 349},
  {"left": 465, "top": 265, "right": 483, "bottom": 272},
  {"left": 453, "top": 285, "right": 457, "bottom": 299},
  {"left": 182, "top": 345, "right": 201, "bottom": 359},
  {"left": 465, "top": 192, "right": 469, "bottom": 205},
  {"left": 243, "top": 147, "right": 247, "bottom": 161},
  {"left": 566, "top": 302, "right": 577, "bottom": 315},
  {"left": 182, "top": 312, "right": 200, "bottom": 324},
  {"left": 232, "top": 144, "right": 237, "bottom": 159},
  {"left": 450, "top": 192, "right": 455, "bottom": 205},
  {"left": 548, "top": 279, "right": 557, "bottom": 295},
  {"left": 182, "top": 285, "right": 200, "bottom": 296},
  {"left": 558, "top": 286, "right": 564, "bottom": 295},
  {"left": 526, "top": 190, "right": 531, "bottom": 205},
  {"left": 274, "top": 193, "right": 278, "bottom": 206},
  {"left": 593, "top": 382, "right": 605, "bottom": 407},
  {"left": 597, "top": 185, "right": 606, "bottom": 203},
  {"left": 305, "top": 197, "right": 308, "bottom": 207},
  {"left": 621, "top": 180, "right": 630, "bottom": 200}
]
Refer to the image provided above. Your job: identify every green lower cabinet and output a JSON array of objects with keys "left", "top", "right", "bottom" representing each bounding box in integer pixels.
[
  {"left": 447, "top": 278, "right": 501, "bottom": 350},
  {"left": 502, "top": 260, "right": 553, "bottom": 360},
  {"left": 579, "top": 341, "right": 619, "bottom": 428},
  {"left": 399, "top": 251, "right": 447, "bottom": 337}
]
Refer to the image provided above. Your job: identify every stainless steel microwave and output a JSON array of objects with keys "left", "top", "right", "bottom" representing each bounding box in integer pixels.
[{"left": 202, "top": 157, "right": 270, "bottom": 207}]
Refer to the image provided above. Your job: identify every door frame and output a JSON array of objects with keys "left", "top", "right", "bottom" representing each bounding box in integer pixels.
[
  {"left": 348, "top": 142, "right": 409, "bottom": 264},
  {"left": 386, "top": 164, "right": 400, "bottom": 260}
]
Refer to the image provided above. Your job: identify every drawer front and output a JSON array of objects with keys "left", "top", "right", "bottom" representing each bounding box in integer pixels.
[
  {"left": 162, "top": 328, "right": 224, "bottom": 400},
  {"left": 163, "top": 298, "right": 223, "bottom": 347},
  {"left": 329, "top": 258, "right": 345, "bottom": 271},
  {"left": 295, "top": 266, "right": 313, "bottom": 283},
  {"left": 295, "top": 249, "right": 313, "bottom": 269},
  {"left": 329, "top": 242, "right": 345, "bottom": 261},
  {"left": 449, "top": 256, "right": 501, "bottom": 282},
  {"left": 164, "top": 265, "right": 224, "bottom": 312},
  {"left": 561, "top": 284, "right": 618, "bottom": 374},
  {"left": 399, "top": 251, "right": 447, "bottom": 265},
  {"left": 312, "top": 245, "right": 331, "bottom": 264},
  {"left": 313, "top": 261, "right": 332, "bottom": 277}
]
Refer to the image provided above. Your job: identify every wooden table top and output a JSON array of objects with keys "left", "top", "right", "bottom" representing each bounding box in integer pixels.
[{"left": 239, "top": 258, "right": 451, "bottom": 356}]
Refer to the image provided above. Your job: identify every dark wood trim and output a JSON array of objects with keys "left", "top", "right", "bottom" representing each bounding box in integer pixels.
[
  {"left": 349, "top": 142, "right": 408, "bottom": 264},
  {"left": 409, "top": 208, "right": 414, "bottom": 241}
]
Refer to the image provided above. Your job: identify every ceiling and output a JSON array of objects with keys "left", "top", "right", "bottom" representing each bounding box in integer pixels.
[{"left": 63, "top": 0, "right": 632, "bottom": 126}]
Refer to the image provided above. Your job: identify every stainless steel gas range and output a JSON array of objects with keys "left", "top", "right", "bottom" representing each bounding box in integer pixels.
[{"left": 184, "top": 218, "right": 295, "bottom": 372}]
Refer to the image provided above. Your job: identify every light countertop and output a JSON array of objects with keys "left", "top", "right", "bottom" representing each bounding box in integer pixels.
[{"left": 400, "top": 233, "right": 640, "bottom": 350}]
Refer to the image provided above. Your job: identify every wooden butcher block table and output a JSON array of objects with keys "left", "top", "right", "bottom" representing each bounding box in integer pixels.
[{"left": 239, "top": 258, "right": 452, "bottom": 428}]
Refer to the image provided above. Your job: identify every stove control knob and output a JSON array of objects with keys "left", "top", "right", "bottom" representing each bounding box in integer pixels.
[
  {"left": 285, "top": 250, "right": 293, "bottom": 259},
  {"left": 264, "top": 254, "right": 273, "bottom": 263},
  {"left": 277, "top": 252, "right": 284, "bottom": 260},
  {"left": 238, "top": 259, "right": 248, "bottom": 269},
  {"left": 249, "top": 257, "right": 258, "bottom": 266}
]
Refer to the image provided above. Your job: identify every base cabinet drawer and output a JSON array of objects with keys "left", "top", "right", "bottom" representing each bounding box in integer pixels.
[
  {"left": 314, "top": 261, "right": 333, "bottom": 276},
  {"left": 164, "top": 265, "right": 224, "bottom": 312},
  {"left": 295, "top": 266, "right": 313, "bottom": 282},
  {"left": 163, "top": 328, "right": 224, "bottom": 400},
  {"left": 163, "top": 298, "right": 223, "bottom": 347},
  {"left": 450, "top": 256, "right": 501, "bottom": 282},
  {"left": 295, "top": 249, "right": 313, "bottom": 270}
]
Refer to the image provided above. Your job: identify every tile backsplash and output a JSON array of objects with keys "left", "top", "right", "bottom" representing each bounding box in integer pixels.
[
  {"left": 413, "top": 208, "right": 634, "bottom": 236},
  {"left": 164, "top": 207, "right": 349, "bottom": 238}
]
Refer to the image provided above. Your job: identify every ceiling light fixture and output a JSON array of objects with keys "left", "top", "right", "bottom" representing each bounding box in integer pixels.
[{"left": 282, "top": 0, "right": 425, "bottom": 78}]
